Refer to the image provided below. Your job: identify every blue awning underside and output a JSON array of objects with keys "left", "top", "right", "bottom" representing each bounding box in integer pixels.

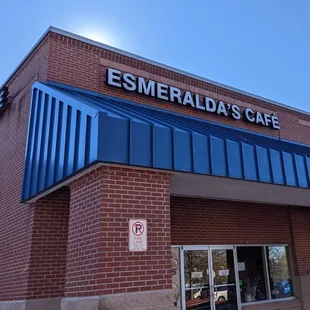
[{"left": 22, "top": 81, "right": 310, "bottom": 201}]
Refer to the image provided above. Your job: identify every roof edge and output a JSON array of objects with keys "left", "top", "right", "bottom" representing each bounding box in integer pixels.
[
  {"left": 2, "top": 26, "right": 310, "bottom": 117},
  {"left": 1, "top": 27, "right": 53, "bottom": 88},
  {"left": 46, "top": 80, "right": 308, "bottom": 147}
]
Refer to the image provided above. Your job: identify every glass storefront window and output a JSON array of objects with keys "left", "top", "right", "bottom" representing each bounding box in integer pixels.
[
  {"left": 267, "top": 246, "right": 293, "bottom": 299},
  {"left": 237, "top": 247, "right": 267, "bottom": 303},
  {"left": 181, "top": 245, "right": 294, "bottom": 310},
  {"left": 237, "top": 245, "right": 294, "bottom": 305}
]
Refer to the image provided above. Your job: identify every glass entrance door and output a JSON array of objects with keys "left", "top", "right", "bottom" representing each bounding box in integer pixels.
[
  {"left": 184, "top": 249, "right": 211, "bottom": 310},
  {"left": 211, "top": 248, "right": 238, "bottom": 310},
  {"left": 182, "top": 247, "right": 240, "bottom": 310}
]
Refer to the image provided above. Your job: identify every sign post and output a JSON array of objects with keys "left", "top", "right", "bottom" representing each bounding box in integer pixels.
[{"left": 129, "top": 219, "right": 147, "bottom": 252}]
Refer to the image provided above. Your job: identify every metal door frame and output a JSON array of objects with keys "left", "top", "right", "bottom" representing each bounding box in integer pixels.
[{"left": 181, "top": 245, "right": 241, "bottom": 310}]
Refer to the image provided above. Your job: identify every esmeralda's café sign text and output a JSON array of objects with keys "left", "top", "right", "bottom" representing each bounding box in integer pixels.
[{"left": 107, "top": 68, "right": 280, "bottom": 130}]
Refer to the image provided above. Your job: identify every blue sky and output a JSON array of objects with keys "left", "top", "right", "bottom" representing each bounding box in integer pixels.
[{"left": 2, "top": 0, "right": 310, "bottom": 111}]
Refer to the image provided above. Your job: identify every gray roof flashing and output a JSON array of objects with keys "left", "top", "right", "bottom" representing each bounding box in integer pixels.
[{"left": 2, "top": 26, "right": 309, "bottom": 117}]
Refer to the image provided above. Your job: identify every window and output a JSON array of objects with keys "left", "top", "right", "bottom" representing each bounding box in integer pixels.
[
  {"left": 237, "top": 245, "right": 293, "bottom": 304},
  {"left": 237, "top": 246, "right": 267, "bottom": 303},
  {"left": 267, "top": 246, "right": 293, "bottom": 299}
]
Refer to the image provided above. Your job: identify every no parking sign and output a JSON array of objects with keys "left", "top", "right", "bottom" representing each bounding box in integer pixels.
[{"left": 129, "top": 219, "right": 147, "bottom": 252}]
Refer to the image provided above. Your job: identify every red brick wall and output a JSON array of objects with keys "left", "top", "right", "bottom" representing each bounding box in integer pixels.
[
  {"left": 171, "top": 196, "right": 310, "bottom": 276},
  {"left": 170, "top": 197, "right": 292, "bottom": 245},
  {"left": 26, "top": 188, "right": 70, "bottom": 299},
  {"left": 0, "top": 38, "right": 49, "bottom": 301},
  {"left": 47, "top": 32, "right": 310, "bottom": 144},
  {"left": 66, "top": 166, "right": 171, "bottom": 297},
  {"left": 289, "top": 207, "right": 310, "bottom": 276}
]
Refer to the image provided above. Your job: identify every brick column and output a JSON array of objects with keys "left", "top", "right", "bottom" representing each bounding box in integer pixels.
[
  {"left": 62, "top": 166, "right": 173, "bottom": 310},
  {"left": 289, "top": 206, "right": 310, "bottom": 310},
  {"left": 26, "top": 187, "right": 70, "bottom": 297},
  {"left": 0, "top": 187, "right": 70, "bottom": 310},
  {"left": 12, "top": 187, "right": 70, "bottom": 310}
]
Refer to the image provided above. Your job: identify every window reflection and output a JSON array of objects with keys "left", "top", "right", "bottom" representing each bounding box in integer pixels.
[
  {"left": 184, "top": 250, "right": 211, "bottom": 310},
  {"left": 267, "top": 246, "right": 293, "bottom": 299},
  {"left": 183, "top": 246, "right": 294, "bottom": 309},
  {"left": 212, "top": 250, "right": 235, "bottom": 285},
  {"left": 212, "top": 250, "right": 238, "bottom": 310}
]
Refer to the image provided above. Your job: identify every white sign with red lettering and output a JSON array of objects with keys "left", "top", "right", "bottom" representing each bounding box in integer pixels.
[{"left": 129, "top": 219, "right": 147, "bottom": 252}]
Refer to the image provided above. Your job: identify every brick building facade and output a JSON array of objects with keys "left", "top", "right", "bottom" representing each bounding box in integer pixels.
[{"left": 1, "top": 27, "right": 310, "bottom": 310}]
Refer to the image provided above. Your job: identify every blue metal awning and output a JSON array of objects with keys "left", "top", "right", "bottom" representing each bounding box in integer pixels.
[{"left": 22, "top": 81, "right": 310, "bottom": 201}]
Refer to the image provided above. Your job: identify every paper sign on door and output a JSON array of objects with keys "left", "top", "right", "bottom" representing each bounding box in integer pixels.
[
  {"left": 219, "top": 269, "right": 229, "bottom": 276},
  {"left": 191, "top": 272, "right": 203, "bottom": 279}
]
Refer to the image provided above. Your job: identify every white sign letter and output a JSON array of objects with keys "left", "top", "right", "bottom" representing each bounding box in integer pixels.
[
  {"left": 123, "top": 73, "right": 136, "bottom": 91},
  {"left": 138, "top": 77, "right": 155, "bottom": 97},
  {"left": 107, "top": 68, "right": 122, "bottom": 87},
  {"left": 205, "top": 97, "right": 217, "bottom": 112},
  {"left": 170, "top": 86, "right": 182, "bottom": 104},
  {"left": 244, "top": 108, "right": 255, "bottom": 123},
  {"left": 271, "top": 114, "right": 280, "bottom": 130},
  {"left": 157, "top": 83, "right": 169, "bottom": 101}
]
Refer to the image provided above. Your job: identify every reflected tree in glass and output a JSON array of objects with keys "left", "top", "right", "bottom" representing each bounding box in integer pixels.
[
  {"left": 184, "top": 251, "right": 209, "bottom": 301},
  {"left": 267, "top": 246, "right": 292, "bottom": 299}
]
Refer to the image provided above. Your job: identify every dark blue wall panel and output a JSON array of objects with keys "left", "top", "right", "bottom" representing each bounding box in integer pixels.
[
  {"left": 37, "top": 94, "right": 52, "bottom": 193},
  {"left": 256, "top": 146, "right": 272, "bottom": 183},
  {"left": 153, "top": 126, "right": 173, "bottom": 169},
  {"left": 210, "top": 136, "right": 227, "bottom": 177},
  {"left": 45, "top": 97, "right": 59, "bottom": 188},
  {"left": 130, "top": 122, "right": 152, "bottom": 167},
  {"left": 226, "top": 140, "right": 243, "bottom": 179},
  {"left": 99, "top": 116, "right": 129, "bottom": 164},
  {"left": 282, "top": 152, "right": 297, "bottom": 186},
  {"left": 192, "top": 133, "right": 210, "bottom": 174},
  {"left": 306, "top": 157, "right": 310, "bottom": 184},
  {"left": 174, "top": 130, "right": 192, "bottom": 172},
  {"left": 294, "top": 154, "right": 308, "bottom": 188},
  {"left": 242, "top": 143, "right": 258, "bottom": 181},
  {"left": 270, "top": 149, "right": 285, "bottom": 185},
  {"left": 30, "top": 90, "right": 44, "bottom": 197}
]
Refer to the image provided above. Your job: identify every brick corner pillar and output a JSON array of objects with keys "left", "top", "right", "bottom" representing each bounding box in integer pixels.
[
  {"left": 24, "top": 187, "right": 70, "bottom": 310},
  {"left": 289, "top": 206, "right": 310, "bottom": 310},
  {"left": 61, "top": 166, "right": 174, "bottom": 310}
]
